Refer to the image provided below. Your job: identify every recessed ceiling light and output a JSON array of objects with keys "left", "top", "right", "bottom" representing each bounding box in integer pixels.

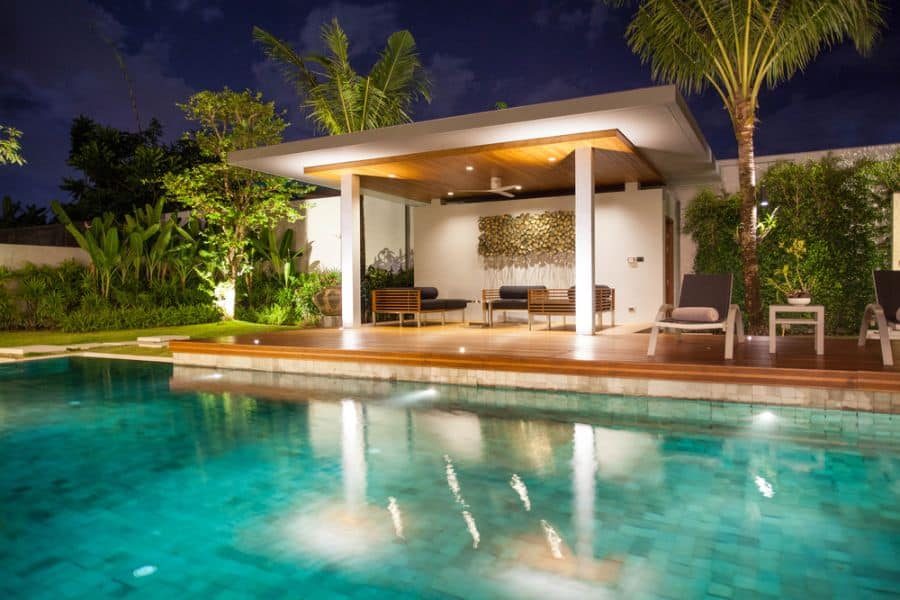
[
  {"left": 548, "top": 157, "right": 557, "bottom": 162},
  {"left": 465, "top": 165, "right": 474, "bottom": 171},
  {"left": 447, "top": 191, "right": 454, "bottom": 196}
]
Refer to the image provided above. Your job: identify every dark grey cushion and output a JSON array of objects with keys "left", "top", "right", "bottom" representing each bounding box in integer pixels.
[
  {"left": 875, "top": 271, "right": 900, "bottom": 324},
  {"left": 490, "top": 298, "right": 528, "bottom": 310},
  {"left": 420, "top": 299, "right": 444, "bottom": 310},
  {"left": 499, "top": 285, "right": 545, "bottom": 299},
  {"left": 415, "top": 286, "right": 439, "bottom": 300},
  {"left": 678, "top": 274, "right": 732, "bottom": 320},
  {"left": 442, "top": 299, "right": 469, "bottom": 310},
  {"left": 421, "top": 299, "right": 469, "bottom": 311}
]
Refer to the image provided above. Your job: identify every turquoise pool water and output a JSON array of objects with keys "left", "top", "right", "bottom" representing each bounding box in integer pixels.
[{"left": 2, "top": 358, "right": 899, "bottom": 599}]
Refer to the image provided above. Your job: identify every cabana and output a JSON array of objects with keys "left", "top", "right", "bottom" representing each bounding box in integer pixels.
[{"left": 229, "top": 86, "right": 720, "bottom": 334}]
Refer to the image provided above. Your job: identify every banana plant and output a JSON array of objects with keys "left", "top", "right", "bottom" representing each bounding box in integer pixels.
[
  {"left": 251, "top": 227, "right": 304, "bottom": 288},
  {"left": 51, "top": 202, "right": 122, "bottom": 299}
]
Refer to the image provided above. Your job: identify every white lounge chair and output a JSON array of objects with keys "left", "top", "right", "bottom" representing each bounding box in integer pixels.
[
  {"left": 647, "top": 273, "right": 745, "bottom": 360},
  {"left": 858, "top": 270, "right": 899, "bottom": 366}
]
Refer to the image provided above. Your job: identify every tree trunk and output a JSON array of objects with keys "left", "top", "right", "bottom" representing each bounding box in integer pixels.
[{"left": 733, "top": 99, "right": 762, "bottom": 333}]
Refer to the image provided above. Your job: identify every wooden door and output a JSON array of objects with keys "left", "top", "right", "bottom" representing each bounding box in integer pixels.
[{"left": 665, "top": 217, "right": 675, "bottom": 304}]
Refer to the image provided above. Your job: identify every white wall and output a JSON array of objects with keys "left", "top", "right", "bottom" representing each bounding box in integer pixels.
[
  {"left": 413, "top": 188, "right": 666, "bottom": 324},
  {"left": 0, "top": 244, "right": 88, "bottom": 270},
  {"left": 296, "top": 194, "right": 409, "bottom": 272}
]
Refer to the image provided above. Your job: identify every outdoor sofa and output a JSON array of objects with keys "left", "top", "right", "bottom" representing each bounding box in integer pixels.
[
  {"left": 526, "top": 286, "right": 616, "bottom": 331},
  {"left": 481, "top": 285, "right": 546, "bottom": 327},
  {"left": 371, "top": 287, "right": 470, "bottom": 326},
  {"left": 647, "top": 273, "right": 744, "bottom": 360},
  {"left": 858, "top": 270, "right": 899, "bottom": 366}
]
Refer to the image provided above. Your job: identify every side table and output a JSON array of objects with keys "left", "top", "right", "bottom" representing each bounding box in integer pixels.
[{"left": 768, "top": 304, "right": 825, "bottom": 355}]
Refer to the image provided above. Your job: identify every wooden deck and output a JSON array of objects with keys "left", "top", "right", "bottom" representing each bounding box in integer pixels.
[{"left": 169, "top": 323, "right": 900, "bottom": 393}]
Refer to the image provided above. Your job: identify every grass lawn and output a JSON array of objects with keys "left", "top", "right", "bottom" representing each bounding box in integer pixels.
[{"left": 0, "top": 320, "right": 296, "bottom": 348}]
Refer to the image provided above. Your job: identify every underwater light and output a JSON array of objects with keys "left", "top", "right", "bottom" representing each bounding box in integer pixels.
[
  {"left": 132, "top": 565, "right": 157, "bottom": 578},
  {"left": 753, "top": 410, "right": 778, "bottom": 425}
]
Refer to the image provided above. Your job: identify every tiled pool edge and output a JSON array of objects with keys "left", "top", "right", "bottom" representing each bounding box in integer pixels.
[{"left": 172, "top": 351, "right": 900, "bottom": 414}]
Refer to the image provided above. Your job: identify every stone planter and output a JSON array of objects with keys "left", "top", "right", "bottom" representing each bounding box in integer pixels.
[
  {"left": 313, "top": 286, "right": 342, "bottom": 327},
  {"left": 787, "top": 296, "right": 812, "bottom": 306}
]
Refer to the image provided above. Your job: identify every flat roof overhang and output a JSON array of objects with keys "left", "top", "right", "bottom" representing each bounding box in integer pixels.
[{"left": 229, "top": 85, "right": 720, "bottom": 203}]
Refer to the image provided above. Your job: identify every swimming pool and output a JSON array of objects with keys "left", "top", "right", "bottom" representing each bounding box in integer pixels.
[{"left": 2, "top": 358, "right": 898, "bottom": 598}]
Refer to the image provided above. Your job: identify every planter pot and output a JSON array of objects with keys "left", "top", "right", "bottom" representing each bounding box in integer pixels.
[
  {"left": 313, "top": 286, "right": 342, "bottom": 317},
  {"left": 787, "top": 296, "right": 812, "bottom": 306}
]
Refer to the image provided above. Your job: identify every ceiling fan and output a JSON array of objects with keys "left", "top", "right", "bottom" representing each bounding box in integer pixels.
[{"left": 457, "top": 176, "right": 522, "bottom": 198}]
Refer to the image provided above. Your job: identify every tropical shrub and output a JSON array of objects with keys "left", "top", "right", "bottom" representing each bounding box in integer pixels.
[
  {"left": 362, "top": 264, "right": 414, "bottom": 323},
  {"left": 684, "top": 152, "right": 898, "bottom": 334},
  {"left": 60, "top": 304, "right": 221, "bottom": 333}
]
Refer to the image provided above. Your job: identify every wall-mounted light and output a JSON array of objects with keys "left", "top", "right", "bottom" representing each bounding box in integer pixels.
[
  {"left": 388, "top": 173, "right": 397, "bottom": 179},
  {"left": 465, "top": 165, "right": 474, "bottom": 171},
  {"left": 547, "top": 157, "right": 557, "bottom": 163},
  {"left": 514, "top": 185, "right": 522, "bottom": 190},
  {"left": 447, "top": 191, "right": 454, "bottom": 196}
]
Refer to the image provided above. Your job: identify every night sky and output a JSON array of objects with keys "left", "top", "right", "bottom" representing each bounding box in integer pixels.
[{"left": 3, "top": 0, "right": 900, "bottom": 209}]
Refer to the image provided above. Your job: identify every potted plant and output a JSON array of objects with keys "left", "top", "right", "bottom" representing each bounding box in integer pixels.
[{"left": 767, "top": 239, "right": 814, "bottom": 305}]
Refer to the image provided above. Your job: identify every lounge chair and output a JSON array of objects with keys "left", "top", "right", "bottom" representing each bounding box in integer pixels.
[
  {"left": 371, "top": 287, "right": 470, "bottom": 326},
  {"left": 482, "top": 285, "right": 546, "bottom": 327},
  {"left": 647, "top": 273, "right": 745, "bottom": 359},
  {"left": 858, "top": 270, "right": 899, "bottom": 366}
]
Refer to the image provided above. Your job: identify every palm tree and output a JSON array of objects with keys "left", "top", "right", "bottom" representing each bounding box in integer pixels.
[
  {"left": 253, "top": 18, "right": 431, "bottom": 135},
  {"left": 613, "top": 0, "right": 885, "bottom": 331},
  {"left": 254, "top": 18, "right": 431, "bottom": 320}
]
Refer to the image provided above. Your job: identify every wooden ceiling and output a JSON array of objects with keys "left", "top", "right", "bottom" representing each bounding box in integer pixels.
[{"left": 304, "top": 129, "right": 662, "bottom": 203}]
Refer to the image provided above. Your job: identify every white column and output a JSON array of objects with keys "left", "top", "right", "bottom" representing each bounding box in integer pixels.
[
  {"left": 341, "top": 399, "right": 367, "bottom": 510},
  {"left": 575, "top": 145, "right": 596, "bottom": 335},
  {"left": 341, "top": 173, "right": 362, "bottom": 328},
  {"left": 572, "top": 423, "right": 596, "bottom": 561}
]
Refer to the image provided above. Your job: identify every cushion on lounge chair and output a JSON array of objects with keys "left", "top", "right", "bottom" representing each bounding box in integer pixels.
[
  {"left": 416, "top": 287, "right": 439, "bottom": 300},
  {"left": 499, "top": 285, "right": 545, "bottom": 299},
  {"left": 678, "top": 274, "right": 732, "bottom": 319},
  {"left": 874, "top": 271, "right": 900, "bottom": 324},
  {"left": 896, "top": 307, "right": 900, "bottom": 323},
  {"left": 490, "top": 298, "right": 528, "bottom": 310},
  {"left": 670, "top": 306, "right": 720, "bottom": 323}
]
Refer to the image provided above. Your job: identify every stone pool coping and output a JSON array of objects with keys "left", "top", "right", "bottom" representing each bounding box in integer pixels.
[{"left": 170, "top": 345, "right": 900, "bottom": 414}]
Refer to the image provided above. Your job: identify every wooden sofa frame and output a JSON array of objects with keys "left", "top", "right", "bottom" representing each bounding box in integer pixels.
[
  {"left": 371, "top": 288, "right": 466, "bottom": 327},
  {"left": 526, "top": 287, "right": 615, "bottom": 331}
]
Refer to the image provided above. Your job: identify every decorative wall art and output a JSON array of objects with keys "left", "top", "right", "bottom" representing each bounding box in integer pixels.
[
  {"left": 477, "top": 210, "right": 575, "bottom": 288},
  {"left": 477, "top": 211, "right": 575, "bottom": 267}
]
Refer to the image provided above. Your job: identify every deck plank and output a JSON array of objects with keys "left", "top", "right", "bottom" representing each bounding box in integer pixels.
[{"left": 169, "top": 324, "right": 900, "bottom": 393}]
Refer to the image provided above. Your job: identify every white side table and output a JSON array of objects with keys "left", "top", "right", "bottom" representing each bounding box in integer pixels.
[{"left": 768, "top": 304, "right": 825, "bottom": 355}]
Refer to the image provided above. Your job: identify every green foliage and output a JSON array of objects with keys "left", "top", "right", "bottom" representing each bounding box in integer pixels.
[
  {"left": 60, "top": 304, "right": 221, "bottom": 333},
  {"left": 163, "top": 89, "right": 309, "bottom": 286},
  {"left": 685, "top": 152, "right": 898, "bottom": 334},
  {"left": 240, "top": 268, "right": 340, "bottom": 326},
  {"left": 254, "top": 18, "right": 431, "bottom": 135},
  {"left": 617, "top": 1, "right": 885, "bottom": 114},
  {"left": 767, "top": 239, "right": 815, "bottom": 299},
  {"left": 251, "top": 227, "right": 305, "bottom": 288},
  {"left": 0, "top": 125, "right": 25, "bottom": 166},
  {"left": 683, "top": 189, "right": 746, "bottom": 303},
  {"left": 362, "top": 264, "right": 414, "bottom": 323},
  {"left": 59, "top": 116, "right": 205, "bottom": 219}
]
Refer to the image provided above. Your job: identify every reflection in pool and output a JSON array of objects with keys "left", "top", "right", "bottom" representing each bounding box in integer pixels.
[{"left": 1, "top": 358, "right": 898, "bottom": 599}]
